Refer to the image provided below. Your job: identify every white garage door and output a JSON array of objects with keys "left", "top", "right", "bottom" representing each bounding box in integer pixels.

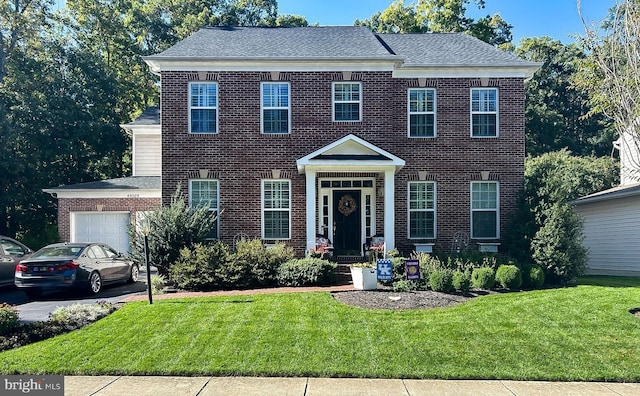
[{"left": 73, "top": 212, "right": 131, "bottom": 253}]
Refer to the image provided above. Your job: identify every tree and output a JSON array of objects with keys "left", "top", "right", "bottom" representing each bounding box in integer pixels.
[
  {"left": 503, "top": 150, "right": 618, "bottom": 284},
  {"left": 578, "top": 0, "right": 640, "bottom": 175},
  {"left": 355, "top": 0, "right": 512, "bottom": 46},
  {"left": 516, "top": 37, "right": 615, "bottom": 157}
]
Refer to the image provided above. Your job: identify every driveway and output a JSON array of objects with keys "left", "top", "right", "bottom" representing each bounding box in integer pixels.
[{"left": 0, "top": 267, "right": 156, "bottom": 323}]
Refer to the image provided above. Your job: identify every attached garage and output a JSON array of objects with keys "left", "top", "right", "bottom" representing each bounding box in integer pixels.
[
  {"left": 574, "top": 183, "right": 640, "bottom": 276},
  {"left": 72, "top": 212, "right": 131, "bottom": 254}
]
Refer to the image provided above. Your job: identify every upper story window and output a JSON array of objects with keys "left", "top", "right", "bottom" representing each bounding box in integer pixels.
[
  {"left": 261, "top": 82, "right": 290, "bottom": 134},
  {"left": 189, "top": 82, "right": 218, "bottom": 134},
  {"left": 471, "top": 181, "right": 499, "bottom": 239},
  {"left": 408, "top": 88, "right": 436, "bottom": 137},
  {"left": 262, "top": 180, "right": 291, "bottom": 240},
  {"left": 333, "top": 82, "right": 361, "bottom": 122},
  {"left": 189, "top": 179, "right": 220, "bottom": 239},
  {"left": 471, "top": 88, "right": 498, "bottom": 137},
  {"left": 408, "top": 181, "right": 436, "bottom": 239}
]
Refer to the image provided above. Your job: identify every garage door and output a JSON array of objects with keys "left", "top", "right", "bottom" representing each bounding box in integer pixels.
[{"left": 73, "top": 212, "right": 131, "bottom": 253}]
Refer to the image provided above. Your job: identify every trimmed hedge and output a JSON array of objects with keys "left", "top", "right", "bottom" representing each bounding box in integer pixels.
[
  {"left": 496, "top": 265, "right": 523, "bottom": 290},
  {"left": 277, "top": 257, "right": 337, "bottom": 286},
  {"left": 471, "top": 267, "right": 495, "bottom": 290}
]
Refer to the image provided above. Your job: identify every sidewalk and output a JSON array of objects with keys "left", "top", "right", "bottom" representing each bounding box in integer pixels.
[{"left": 65, "top": 376, "right": 640, "bottom": 396}]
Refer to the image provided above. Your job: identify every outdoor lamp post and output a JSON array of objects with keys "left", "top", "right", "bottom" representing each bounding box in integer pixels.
[{"left": 141, "top": 222, "right": 153, "bottom": 305}]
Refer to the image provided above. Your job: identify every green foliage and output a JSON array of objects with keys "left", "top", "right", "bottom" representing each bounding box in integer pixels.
[
  {"left": 220, "top": 239, "right": 294, "bottom": 288},
  {"left": 128, "top": 187, "right": 218, "bottom": 277},
  {"left": 356, "top": 0, "right": 512, "bottom": 46},
  {"left": 392, "top": 279, "right": 420, "bottom": 292},
  {"left": 471, "top": 267, "right": 495, "bottom": 290},
  {"left": 428, "top": 269, "right": 453, "bottom": 293},
  {"left": 0, "top": 304, "right": 20, "bottom": 336},
  {"left": 276, "top": 257, "right": 337, "bottom": 287},
  {"left": 452, "top": 270, "right": 471, "bottom": 292},
  {"left": 528, "top": 266, "right": 545, "bottom": 289},
  {"left": 170, "top": 242, "right": 229, "bottom": 291},
  {"left": 150, "top": 274, "right": 167, "bottom": 295},
  {"left": 504, "top": 151, "right": 618, "bottom": 283},
  {"left": 495, "top": 265, "right": 522, "bottom": 290},
  {"left": 48, "top": 302, "right": 116, "bottom": 330}
]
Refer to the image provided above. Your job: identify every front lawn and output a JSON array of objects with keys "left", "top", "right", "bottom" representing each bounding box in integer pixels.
[{"left": 1, "top": 277, "right": 639, "bottom": 381}]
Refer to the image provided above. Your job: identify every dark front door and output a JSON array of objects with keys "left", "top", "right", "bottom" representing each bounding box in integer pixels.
[{"left": 333, "top": 190, "right": 361, "bottom": 255}]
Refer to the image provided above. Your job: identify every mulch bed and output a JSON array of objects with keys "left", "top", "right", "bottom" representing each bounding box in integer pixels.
[{"left": 332, "top": 289, "right": 479, "bottom": 310}]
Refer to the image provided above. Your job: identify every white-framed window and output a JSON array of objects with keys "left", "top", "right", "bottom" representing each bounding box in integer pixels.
[
  {"left": 333, "top": 82, "right": 361, "bottom": 122},
  {"left": 471, "top": 181, "right": 499, "bottom": 239},
  {"left": 261, "top": 82, "right": 290, "bottom": 134},
  {"left": 189, "top": 82, "right": 218, "bottom": 134},
  {"left": 189, "top": 179, "right": 220, "bottom": 239},
  {"left": 408, "top": 88, "right": 436, "bottom": 137},
  {"left": 262, "top": 180, "right": 291, "bottom": 240},
  {"left": 471, "top": 88, "right": 498, "bottom": 137},
  {"left": 408, "top": 181, "right": 436, "bottom": 239}
]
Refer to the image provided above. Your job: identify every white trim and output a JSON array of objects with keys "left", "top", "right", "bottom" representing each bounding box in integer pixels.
[
  {"left": 47, "top": 189, "right": 160, "bottom": 199},
  {"left": 305, "top": 171, "right": 317, "bottom": 251},
  {"left": 407, "top": 181, "right": 437, "bottom": 239},
  {"left": 383, "top": 170, "right": 396, "bottom": 251},
  {"left": 407, "top": 88, "right": 437, "bottom": 138},
  {"left": 261, "top": 179, "right": 292, "bottom": 240},
  {"left": 120, "top": 125, "right": 160, "bottom": 136},
  {"left": 260, "top": 81, "right": 291, "bottom": 135},
  {"left": 332, "top": 81, "right": 362, "bottom": 122},
  {"left": 393, "top": 66, "right": 540, "bottom": 80},
  {"left": 470, "top": 181, "right": 500, "bottom": 239},
  {"left": 188, "top": 82, "right": 219, "bottom": 134},
  {"left": 470, "top": 88, "right": 499, "bottom": 138}
]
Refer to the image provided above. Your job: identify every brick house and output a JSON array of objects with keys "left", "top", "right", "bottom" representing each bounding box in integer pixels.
[
  {"left": 141, "top": 26, "right": 539, "bottom": 258},
  {"left": 43, "top": 107, "right": 162, "bottom": 253}
]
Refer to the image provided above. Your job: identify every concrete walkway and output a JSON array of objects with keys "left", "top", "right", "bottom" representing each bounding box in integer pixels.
[{"left": 65, "top": 376, "right": 640, "bottom": 396}]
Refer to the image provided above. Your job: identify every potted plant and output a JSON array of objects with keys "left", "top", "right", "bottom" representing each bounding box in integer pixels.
[{"left": 350, "top": 262, "right": 377, "bottom": 290}]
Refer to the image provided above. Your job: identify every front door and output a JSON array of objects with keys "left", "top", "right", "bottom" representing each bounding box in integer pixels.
[{"left": 333, "top": 190, "right": 361, "bottom": 255}]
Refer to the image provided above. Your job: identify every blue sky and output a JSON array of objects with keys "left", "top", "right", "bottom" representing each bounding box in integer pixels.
[{"left": 277, "top": 0, "right": 613, "bottom": 44}]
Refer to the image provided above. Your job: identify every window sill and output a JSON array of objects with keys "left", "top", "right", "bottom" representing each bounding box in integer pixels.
[{"left": 477, "top": 242, "right": 500, "bottom": 252}]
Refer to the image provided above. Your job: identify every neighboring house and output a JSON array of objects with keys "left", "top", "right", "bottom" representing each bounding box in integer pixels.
[
  {"left": 574, "top": 129, "right": 640, "bottom": 276},
  {"left": 43, "top": 107, "right": 162, "bottom": 253},
  {"left": 140, "top": 26, "right": 539, "bottom": 258}
]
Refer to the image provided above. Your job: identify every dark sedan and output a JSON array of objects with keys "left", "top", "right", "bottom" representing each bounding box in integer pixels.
[
  {"left": 15, "top": 242, "right": 138, "bottom": 298},
  {"left": 1, "top": 235, "right": 33, "bottom": 287}
]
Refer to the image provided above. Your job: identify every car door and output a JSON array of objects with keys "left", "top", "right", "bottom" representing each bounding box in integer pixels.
[
  {"left": 86, "top": 244, "right": 113, "bottom": 282},
  {"left": 100, "top": 245, "right": 130, "bottom": 281},
  {"left": 0, "top": 238, "right": 30, "bottom": 287}
]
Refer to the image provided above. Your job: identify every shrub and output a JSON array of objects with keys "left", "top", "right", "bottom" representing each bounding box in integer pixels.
[
  {"left": 277, "top": 257, "right": 337, "bottom": 286},
  {"left": 471, "top": 267, "right": 495, "bottom": 290},
  {"left": 392, "top": 279, "right": 420, "bottom": 292},
  {"left": 429, "top": 269, "right": 453, "bottom": 293},
  {"left": 452, "top": 270, "right": 471, "bottom": 292},
  {"left": 128, "top": 186, "right": 218, "bottom": 277},
  {"left": 528, "top": 265, "right": 545, "bottom": 289},
  {"left": 0, "top": 304, "right": 19, "bottom": 336},
  {"left": 150, "top": 274, "right": 167, "bottom": 294},
  {"left": 170, "top": 242, "right": 229, "bottom": 291},
  {"left": 495, "top": 265, "right": 523, "bottom": 290},
  {"left": 222, "top": 239, "right": 294, "bottom": 288},
  {"left": 48, "top": 302, "right": 116, "bottom": 330}
]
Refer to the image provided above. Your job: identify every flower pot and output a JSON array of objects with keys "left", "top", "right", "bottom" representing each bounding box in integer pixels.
[{"left": 350, "top": 266, "right": 378, "bottom": 290}]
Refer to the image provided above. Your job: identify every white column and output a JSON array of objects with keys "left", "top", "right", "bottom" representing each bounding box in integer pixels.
[
  {"left": 305, "top": 170, "right": 317, "bottom": 251},
  {"left": 383, "top": 169, "right": 395, "bottom": 252}
]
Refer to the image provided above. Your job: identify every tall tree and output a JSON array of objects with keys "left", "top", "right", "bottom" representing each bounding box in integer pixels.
[
  {"left": 355, "top": 0, "right": 512, "bottom": 46},
  {"left": 578, "top": 0, "right": 640, "bottom": 176},
  {"left": 516, "top": 37, "right": 615, "bottom": 157}
]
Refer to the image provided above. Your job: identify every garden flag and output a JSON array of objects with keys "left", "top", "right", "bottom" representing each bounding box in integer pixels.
[
  {"left": 405, "top": 259, "right": 420, "bottom": 280},
  {"left": 377, "top": 259, "right": 393, "bottom": 281}
]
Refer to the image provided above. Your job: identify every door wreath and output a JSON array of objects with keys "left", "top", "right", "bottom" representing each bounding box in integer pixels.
[{"left": 338, "top": 194, "right": 357, "bottom": 216}]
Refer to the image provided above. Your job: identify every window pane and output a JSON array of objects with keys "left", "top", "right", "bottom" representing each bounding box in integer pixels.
[
  {"left": 335, "top": 103, "right": 359, "bottom": 121},
  {"left": 191, "top": 109, "right": 216, "bottom": 133},
  {"left": 191, "top": 83, "right": 217, "bottom": 107},
  {"left": 472, "top": 182, "right": 497, "bottom": 209},
  {"left": 410, "top": 114, "right": 435, "bottom": 137},
  {"left": 190, "top": 180, "right": 218, "bottom": 208},
  {"left": 473, "top": 211, "right": 497, "bottom": 238},
  {"left": 410, "top": 211, "right": 435, "bottom": 239},
  {"left": 264, "top": 211, "right": 289, "bottom": 239},
  {"left": 472, "top": 114, "right": 496, "bottom": 137},
  {"left": 263, "top": 109, "right": 289, "bottom": 134}
]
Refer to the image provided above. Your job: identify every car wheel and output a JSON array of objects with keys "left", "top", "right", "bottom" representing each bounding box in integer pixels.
[
  {"left": 88, "top": 271, "right": 102, "bottom": 294},
  {"left": 24, "top": 289, "right": 42, "bottom": 299},
  {"left": 128, "top": 265, "right": 139, "bottom": 283}
]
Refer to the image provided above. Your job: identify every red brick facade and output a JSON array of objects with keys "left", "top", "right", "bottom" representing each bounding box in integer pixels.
[{"left": 161, "top": 71, "right": 525, "bottom": 255}]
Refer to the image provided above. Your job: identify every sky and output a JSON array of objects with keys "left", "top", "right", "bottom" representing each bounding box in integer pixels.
[{"left": 277, "top": 0, "right": 613, "bottom": 45}]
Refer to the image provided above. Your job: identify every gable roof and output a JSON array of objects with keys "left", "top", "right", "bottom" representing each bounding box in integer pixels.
[
  {"left": 574, "top": 182, "right": 640, "bottom": 205},
  {"left": 144, "top": 26, "right": 540, "bottom": 77},
  {"left": 123, "top": 107, "right": 160, "bottom": 126}
]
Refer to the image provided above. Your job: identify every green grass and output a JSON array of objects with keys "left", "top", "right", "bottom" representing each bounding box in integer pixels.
[{"left": 1, "top": 276, "right": 639, "bottom": 380}]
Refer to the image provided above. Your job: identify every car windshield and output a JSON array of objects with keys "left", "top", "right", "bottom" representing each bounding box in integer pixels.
[{"left": 31, "top": 246, "right": 83, "bottom": 259}]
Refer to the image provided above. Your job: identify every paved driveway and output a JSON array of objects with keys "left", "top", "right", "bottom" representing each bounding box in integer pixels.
[{"left": 0, "top": 268, "right": 155, "bottom": 323}]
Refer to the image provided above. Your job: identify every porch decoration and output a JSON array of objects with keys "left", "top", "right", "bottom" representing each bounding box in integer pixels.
[
  {"left": 350, "top": 263, "right": 378, "bottom": 290},
  {"left": 338, "top": 194, "right": 357, "bottom": 216}
]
